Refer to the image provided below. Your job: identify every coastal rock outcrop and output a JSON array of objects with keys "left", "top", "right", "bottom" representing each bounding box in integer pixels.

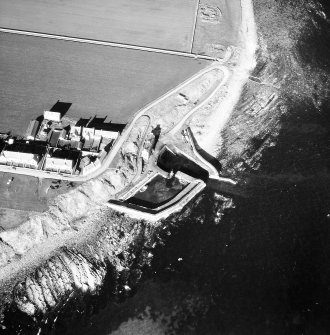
[{"left": 13, "top": 249, "right": 106, "bottom": 316}]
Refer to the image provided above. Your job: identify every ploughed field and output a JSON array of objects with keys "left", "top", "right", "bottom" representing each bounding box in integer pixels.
[
  {"left": 0, "top": 33, "right": 208, "bottom": 135},
  {"left": 0, "top": 0, "right": 198, "bottom": 52}
]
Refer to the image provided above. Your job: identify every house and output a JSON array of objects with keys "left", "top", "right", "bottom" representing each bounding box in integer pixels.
[
  {"left": 44, "top": 155, "right": 74, "bottom": 174},
  {"left": 0, "top": 151, "right": 40, "bottom": 169}
]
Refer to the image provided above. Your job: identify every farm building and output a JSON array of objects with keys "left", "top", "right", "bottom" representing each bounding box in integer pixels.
[
  {"left": 25, "top": 120, "right": 40, "bottom": 140},
  {"left": 44, "top": 110, "right": 61, "bottom": 122},
  {"left": 0, "top": 151, "right": 40, "bottom": 169},
  {"left": 44, "top": 156, "right": 74, "bottom": 174}
]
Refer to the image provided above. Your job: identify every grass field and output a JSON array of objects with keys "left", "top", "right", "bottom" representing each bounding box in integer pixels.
[
  {"left": 0, "top": 173, "right": 46, "bottom": 213},
  {"left": 0, "top": 171, "right": 80, "bottom": 229},
  {"left": 0, "top": 0, "right": 198, "bottom": 52},
  {"left": 0, "top": 33, "right": 208, "bottom": 135}
]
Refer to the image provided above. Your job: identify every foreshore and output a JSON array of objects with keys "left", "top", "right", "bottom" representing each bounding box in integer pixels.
[{"left": 194, "top": 0, "right": 258, "bottom": 154}]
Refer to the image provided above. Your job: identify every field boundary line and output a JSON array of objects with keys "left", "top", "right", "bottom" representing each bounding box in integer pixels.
[
  {"left": 0, "top": 27, "right": 216, "bottom": 61},
  {"left": 190, "top": 0, "right": 200, "bottom": 53}
]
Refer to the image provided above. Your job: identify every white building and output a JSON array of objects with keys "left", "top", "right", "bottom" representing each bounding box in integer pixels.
[
  {"left": 44, "top": 111, "right": 61, "bottom": 122},
  {"left": 82, "top": 127, "right": 95, "bottom": 138},
  {"left": 94, "top": 129, "right": 119, "bottom": 140},
  {"left": 0, "top": 151, "right": 40, "bottom": 169},
  {"left": 70, "top": 126, "right": 82, "bottom": 138},
  {"left": 44, "top": 156, "right": 74, "bottom": 174}
]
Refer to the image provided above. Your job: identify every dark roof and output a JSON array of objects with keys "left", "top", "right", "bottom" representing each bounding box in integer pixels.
[
  {"left": 49, "top": 130, "right": 61, "bottom": 147},
  {"left": 25, "top": 120, "right": 40, "bottom": 138},
  {"left": 5, "top": 140, "right": 47, "bottom": 155}
]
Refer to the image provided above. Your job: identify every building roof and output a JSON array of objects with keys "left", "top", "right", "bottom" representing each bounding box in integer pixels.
[
  {"left": 70, "top": 126, "right": 82, "bottom": 137},
  {"left": 70, "top": 140, "right": 82, "bottom": 150},
  {"left": 49, "top": 130, "right": 61, "bottom": 147},
  {"left": 91, "top": 136, "right": 101, "bottom": 152},
  {"left": 25, "top": 120, "right": 39, "bottom": 139},
  {"left": 0, "top": 151, "right": 40, "bottom": 166},
  {"left": 82, "top": 127, "right": 95, "bottom": 138},
  {"left": 94, "top": 129, "right": 119, "bottom": 139},
  {"left": 44, "top": 110, "right": 61, "bottom": 122},
  {"left": 83, "top": 138, "right": 93, "bottom": 150},
  {"left": 44, "top": 156, "right": 73, "bottom": 172}
]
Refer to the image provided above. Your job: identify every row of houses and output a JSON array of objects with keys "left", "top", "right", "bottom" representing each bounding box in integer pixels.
[
  {"left": 0, "top": 111, "right": 125, "bottom": 176},
  {"left": 0, "top": 151, "right": 40, "bottom": 169},
  {"left": 0, "top": 141, "right": 77, "bottom": 175}
]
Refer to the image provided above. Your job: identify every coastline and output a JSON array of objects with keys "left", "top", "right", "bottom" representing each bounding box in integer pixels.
[
  {"left": 0, "top": 0, "right": 259, "bottom": 328},
  {"left": 193, "top": 0, "right": 258, "bottom": 155}
]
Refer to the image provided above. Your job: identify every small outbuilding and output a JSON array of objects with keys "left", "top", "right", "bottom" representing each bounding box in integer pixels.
[
  {"left": 25, "top": 120, "right": 40, "bottom": 140},
  {"left": 44, "top": 110, "right": 61, "bottom": 122}
]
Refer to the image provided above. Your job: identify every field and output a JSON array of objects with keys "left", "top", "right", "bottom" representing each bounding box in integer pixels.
[
  {"left": 0, "top": 0, "right": 198, "bottom": 52},
  {"left": 193, "top": 0, "right": 242, "bottom": 56},
  {"left": 0, "top": 172, "right": 80, "bottom": 230},
  {"left": 0, "top": 33, "right": 208, "bottom": 135}
]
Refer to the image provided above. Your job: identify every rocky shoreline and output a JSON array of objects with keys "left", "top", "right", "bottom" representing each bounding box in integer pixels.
[{"left": 0, "top": 0, "right": 259, "bottom": 333}]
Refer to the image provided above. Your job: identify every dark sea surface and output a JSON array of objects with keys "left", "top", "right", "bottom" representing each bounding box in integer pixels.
[{"left": 2, "top": 0, "right": 330, "bottom": 334}]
